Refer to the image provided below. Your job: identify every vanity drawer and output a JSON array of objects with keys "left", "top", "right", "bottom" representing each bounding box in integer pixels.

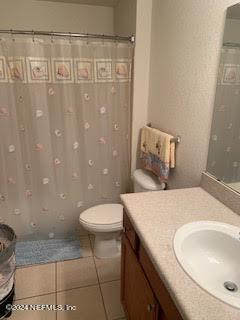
[
  {"left": 139, "top": 244, "right": 182, "bottom": 320},
  {"left": 123, "top": 210, "right": 139, "bottom": 251}
]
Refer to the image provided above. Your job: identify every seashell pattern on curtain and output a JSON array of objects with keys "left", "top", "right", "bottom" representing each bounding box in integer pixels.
[{"left": 0, "top": 36, "right": 133, "bottom": 239}]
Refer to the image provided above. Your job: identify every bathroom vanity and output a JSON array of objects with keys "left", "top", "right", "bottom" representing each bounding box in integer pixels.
[
  {"left": 120, "top": 187, "right": 240, "bottom": 320},
  {"left": 121, "top": 211, "right": 182, "bottom": 319}
]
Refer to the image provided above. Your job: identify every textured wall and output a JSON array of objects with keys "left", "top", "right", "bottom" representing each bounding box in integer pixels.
[
  {"left": 0, "top": 0, "right": 114, "bottom": 34},
  {"left": 131, "top": 0, "right": 152, "bottom": 173},
  {"left": 147, "top": 0, "right": 239, "bottom": 189},
  {"left": 114, "top": 0, "right": 137, "bottom": 37}
]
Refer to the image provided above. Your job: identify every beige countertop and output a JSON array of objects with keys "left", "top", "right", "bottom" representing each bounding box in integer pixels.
[{"left": 120, "top": 187, "right": 240, "bottom": 320}]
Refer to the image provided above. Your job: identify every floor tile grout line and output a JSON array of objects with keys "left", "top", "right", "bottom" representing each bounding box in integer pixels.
[
  {"left": 59, "top": 283, "right": 100, "bottom": 295},
  {"left": 16, "top": 278, "right": 120, "bottom": 302},
  {"left": 100, "top": 278, "right": 121, "bottom": 285},
  {"left": 15, "top": 282, "right": 100, "bottom": 301},
  {"left": 100, "top": 279, "right": 125, "bottom": 320},
  {"left": 55, "top": 262, "right": 57, "bottom": 293},
  {"left": 36, "top": 283, "right": 101, "bottom": 298},
  {"left": 55, "top": 262, "right": 57, "bottom": 320},
  {"left": 95, "top": 267, "right": 109, "bottom": 320},
  {"left": 56, "top": 281, "right": 99, "bottom": 294},
  {"left": 17, "top": 278, "right": 120, "bottom": 300},
  {"left": 15, "top": 290, "right": 57, "bottom": 301},
  {"left": 90, "top": 234, "right": 109, "bottom": 320}
]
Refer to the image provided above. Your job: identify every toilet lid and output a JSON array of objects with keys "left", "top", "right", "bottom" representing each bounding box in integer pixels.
[{"left": 80, "top": 204, "right": 123, "bottom": 225}]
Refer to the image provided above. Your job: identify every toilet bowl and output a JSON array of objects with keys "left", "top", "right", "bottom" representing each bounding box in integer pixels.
[
  {"left": 79, "top": 169, "right": 165, "bottom": 259},
  {"left": 79, "top": 204, "right": 123, "bottom": 258}
]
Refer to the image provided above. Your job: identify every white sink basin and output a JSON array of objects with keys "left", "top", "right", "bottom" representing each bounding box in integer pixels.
[{"left": 174, "top": 221, "right": 240, "bottom": 309}]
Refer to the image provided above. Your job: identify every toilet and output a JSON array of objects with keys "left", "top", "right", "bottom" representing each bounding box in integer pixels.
[
  {"left": 132, "top": 169, "right": 166, "bottom": 192},
  {"left": 79, "top": 169, "right": 165, "bottom": 258},
  {"left": 79, "top": 204, "right": 123, "bottom": 258}
]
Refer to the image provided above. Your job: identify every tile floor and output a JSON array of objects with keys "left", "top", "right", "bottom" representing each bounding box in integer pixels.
[{"left": 11, "top": 235, "right": 126, "bottom": 320}]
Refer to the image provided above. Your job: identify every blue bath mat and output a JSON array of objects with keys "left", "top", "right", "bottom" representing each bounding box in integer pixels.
[{"left": 15, "top": 235, "right": 82, "bottom": 266}]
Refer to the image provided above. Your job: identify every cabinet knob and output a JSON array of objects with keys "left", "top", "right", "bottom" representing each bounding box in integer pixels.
[{"left": 147, "top": 304, "right": 155, "bottom": 312}]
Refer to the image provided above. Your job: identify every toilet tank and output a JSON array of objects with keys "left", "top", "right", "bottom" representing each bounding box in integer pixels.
[{"left": 132, "top": 169, "right": 165, "bottom": 192}]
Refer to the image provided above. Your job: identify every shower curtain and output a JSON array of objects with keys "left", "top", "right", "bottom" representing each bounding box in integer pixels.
[
  {"left": 0, "top": 35, "right": 133, "bottom": 239},
  {"left": 207, "top": 46, "right": 240, "bottom": 183}
]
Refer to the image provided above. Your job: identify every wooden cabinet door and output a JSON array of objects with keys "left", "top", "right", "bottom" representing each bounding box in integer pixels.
[
  {"left": 139, "top": 244, "right": 183, "bottom": 320},
  {"left": 121, "top": 235, "right": 161, "bottom": 320}
]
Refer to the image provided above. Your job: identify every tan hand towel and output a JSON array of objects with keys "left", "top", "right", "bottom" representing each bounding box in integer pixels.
[
  {"left": 170, "top": 141, "right": 175, "bottom": 168},
  {"left": 141, "top": 126, "right": 175, "bottom": 168}
]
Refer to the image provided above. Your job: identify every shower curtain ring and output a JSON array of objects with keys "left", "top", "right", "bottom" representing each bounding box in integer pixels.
[
  {"left": 10, "top": 29, "right": 15, "bottom": 42},
  {"left": 102, "top": 35, "right": 105, "bottom": 45},
  {"left": 69, "top": 32, "right": 72, "bottom": 44},
  {"left": 32, "top": 30, "right": 35, "bottom": 43},
  {"left": 50, "top": 32, "right": 54, "bottom": 43},
  {"left": 86, "top": 33, "right": 89, "bottom": 45}
]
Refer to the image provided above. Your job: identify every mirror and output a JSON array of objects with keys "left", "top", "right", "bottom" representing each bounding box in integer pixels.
[{"left": 207, "top": 3, "right": 240, "bottom": 193}]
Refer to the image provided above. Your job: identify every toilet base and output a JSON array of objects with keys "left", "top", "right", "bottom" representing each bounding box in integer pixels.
[{"left": 93, "top": 232, "right": 121, "bottom": 259}]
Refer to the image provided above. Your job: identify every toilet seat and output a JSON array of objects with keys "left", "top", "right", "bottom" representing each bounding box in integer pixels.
[{"left": 79, "top": 204, "right": 123, "bottom": 232}]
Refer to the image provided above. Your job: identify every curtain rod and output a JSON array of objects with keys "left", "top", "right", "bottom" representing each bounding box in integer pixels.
[
  {"left": 223, "top": 42, "right": 240, "bottom": 47},
  {"left": 0, "top": 29, "right": 135, "bottom": 43}
]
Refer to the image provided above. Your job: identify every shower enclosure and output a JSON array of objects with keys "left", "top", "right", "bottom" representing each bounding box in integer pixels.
[{"left": 0, "top": 31, "right": 133, "bottom": 240}]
